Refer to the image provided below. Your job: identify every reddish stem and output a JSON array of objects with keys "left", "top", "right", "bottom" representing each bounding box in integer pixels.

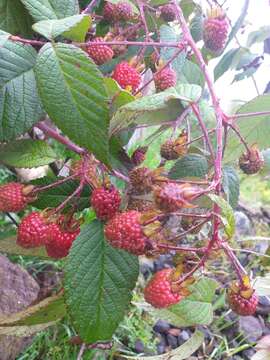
[
  {"left": 227, "top": 123, "right": 250, "bottom": 153},
  {"left": 31, "top": 174, "right": 78, "bottom": 195},
  {"left": 231, "top": 110, "right": 270, "bottom": 120},
  {"left": 157, "top": 244, "right": 206, "bottom": 253},
  {"left": 9, "top": 35, "right": 46, "bottom": 46},
  {"left": 222, "top": 243, "right": 247, "bottom": 284},
  {"left": 191, "top": 103, "right": 215, "bottom": 161},
  {"left": 36, "top": 121, "right": 86, "bottom": 155},
  {"left": 167, "top": 218, "right": 211, "bottom": 243}
]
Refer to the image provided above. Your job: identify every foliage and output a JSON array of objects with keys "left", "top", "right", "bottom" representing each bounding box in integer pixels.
[{"left": 0, "top": 0, "right": 269, "bottom": 358}]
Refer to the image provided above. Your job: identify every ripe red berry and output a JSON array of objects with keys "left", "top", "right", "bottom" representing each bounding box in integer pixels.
[
  {"left": 144, "top": 268, "right": 182, "bottom": 308},
  {"left": 203, "top": 7, "right": 229, "bottom": 53},
  {"left": 17, "top": 212, "right": 50, "bottom": 248},
  {"left": 104, "top": 210, "right": 148, "bottom": 255},
  {"left": 115, "top": 1, "right": 133, "bottom": 21},
  {"left": 154, "top": 67, "right": 177, "bottom": 92},
  {"left": 112, "top": 62, "right": 141, "bottom": 92},
  {"left": 228, "top": 287, "right": 258, "bottom": 316},
  {"left": 91, "top": 186, "right": 121, "bottom": 220},
  {"left": 86, "top": 37, "right": 114, "bottom": 65},
  {"left": 160, "top": 4, "right": 176, "bottom": 22},
  {"left": 45, "top": 220, "right": 80, "bottom": 259},
  {"left": 0, "top": 182, "right": 34, "bottom": 213},
  {"left": 103, "top": 2, "right": 117, "bottom": 23}
]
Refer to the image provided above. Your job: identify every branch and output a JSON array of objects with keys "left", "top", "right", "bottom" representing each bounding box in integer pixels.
[
  {"left": 191, "top": 103, "right": 215, "bottom": 161},
  {"left": 36, "top": 121, "right": 86, "bottom": 155},
  {"left": 82, "top": 0, "right": 99, "bottom": 14}
]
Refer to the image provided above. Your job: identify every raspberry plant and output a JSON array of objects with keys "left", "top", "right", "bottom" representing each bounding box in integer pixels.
[{"left": 0, "top": 0, "right": 270, "bottom": 357}]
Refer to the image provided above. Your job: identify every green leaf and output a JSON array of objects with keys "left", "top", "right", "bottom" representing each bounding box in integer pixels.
[
  {"left": 0, "top": 292, "right": 65, "bottom": 326},
  {"left": 152, "top": 278, "right": 218, "bottom": 327},
  {"left": 35, "top": 43, "right": 110, "bottom": 165},
  {"left": 121, "top": 329, "right": 204, "bottom": 360},
  {"left": 104, "top": 78, "right": 135, "bottom": 113},
  {"left": 169, "top": 154, "right": 208, "bottom": 179},
  {"left": 177, "top": 59, "right": 205, "bottom": 88},
  {"left": 32, "top": 14, "right": 91, "bottom": 41},
  {"left": 209, "top": 194, "right": 235, "bottom": 239},
  {"left": 0, "top": 235, "right": 48, "bottom": 258},
  {"left": 160, "top": 25, "right": 178, "bottom": 62},
  {"left": 32, "top": 177, "right": 91, "bottom": 210},
  {"left": 225, "top": 0, "right": 249, "bottom": 49},
  {"left": 180, "top": 0, "right": 196, "bottom": 19},
  {"left": 0, "top": 0, "right": 33, "bottom": 37},
  {"left": 214, "top": 48, "right": 240, "bottom": 81},
  {"left": 0, "top": 139, "right": 57, "bottom": 168},
  {"left": 110, "top": 84, "right": 202, "bottom": 135},
  {"left": 225, "top": 95, "right": 270, "bottom": 163},
  {"left": 222, "top": 166, "right": 240, "bottom": 209},
  {"left": 190, "top": 10, "right": 203, "bottom": 43},
  {"left": 64, "top": 220, "right": 139, "bottom": 342},
  {"left": 0, "top": 41, "right": 43, "bottom": 142},
  {"left": 247, "top": 26, "right": 270, "bottom": 47},
  {"left": 20, "top": 0, "right": 79, "bottom": 21}
]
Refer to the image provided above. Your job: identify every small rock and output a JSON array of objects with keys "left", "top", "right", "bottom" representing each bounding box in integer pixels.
[
  {"left": 181, "top": 330, "right": 190, "bottom": 342},
  {"left": 153, "top": 320, "right": 170, "bottom": 334},
  {"left": 242, "top": 348, "right": 256, "bottom": 359},
  {"left": 166, "top": 334, "right": 178, "bottom": 349},
  {"left": 168, "top": 328, "right": 181, "bottom": 337},
  {"left": 134, "top": 339, "right": 144, "bottom": 353},
  {"left": 239, "top": 316, "right": 263, "bottom": 342},
  {"left": 234, "top": 211, "right": 251, "bottom": 236}
]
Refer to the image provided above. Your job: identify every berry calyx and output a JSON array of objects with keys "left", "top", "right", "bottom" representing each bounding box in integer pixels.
[
  {"left": 131, "top": 146, "right": 148, "bottom": 166},
  {"left": 104, "top": 210, "right": 149, "bottom": 255},
  {"left": 0, "top": 182, "right": 35, "bottom": 213},
  {"left": 160, "top": 4, "right": 176, "bottom": 22},
  {"left": 129, "top": 167, "right": 153, "bottom": 194},
  {"left": 112, "top": 62, "right": 141, "bottom": 92},
  {"left": 115, "top": 1, "right": 133, "bottom": 21},
  {"left": 239, "top": 145, "right": 264, "bottom": 175},
  {"left": 45, "top": 216, "right": 81, "bottom": 259},
  {"left": 17, "top": 211, "right": 50, "bottom": 248},
  {"left": 154, "top": 183, "right": 199, "bottom": 212},
  {"left": 86, "top": 37, "right": 114, "bottom": 65},
  {"left": 144, "top": 268, "right": 182, "bottom": 308},
  {"left": 227, "top": 281, "right": 258, "bottom": 316},
  {"left": 91, "top": 185, "right": 121, "bottom": 220},
  {"left": 154, "top": 66, "right": 177, "bottom": 92},
  {"left": 203, "top": 7, "right": 229, "bottom": 53},
  {"left": 160, "top": 131, "right": 188, "bottom": 160},
  {"left": 127, "top": 198, "right": 155, "bottom": 212}
]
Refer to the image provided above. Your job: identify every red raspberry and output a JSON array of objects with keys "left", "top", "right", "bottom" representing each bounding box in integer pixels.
[
  {"left": 228, "top": 288, "right": 258, "bottom": 316},
  {"left": 160, "top": 4, "right": 176, "bottom": 22},
  {"left": 17, "top": 212, "right": 50, "bottom": 248},
  {"left": 45, "top": 220, "right": 80, "bottom": 259},
  {"left": 144, "top": 269, "right": 182, "bottom": 308},
  {"left": 86, "top": 37, "right": 114, "bottom": 65},
  {"left": 0, "top": 182, "right": 34, "bottom": 212},
  {"left": 115, "top": 2, "right": 133, "bottom": 21},
  {"left": 104, "top": 210, "right": 148, "bottom": 255},
  {"left": 154, "top": 67, "right": 177, "bottom": 92},
  {"left": 91, "top": 186, "right": 121, "bottom": 220},
  {"left": 203, "top": 7, "right": 229, "bottom": 53},
  {"left": 103, "top": 2, "right": 117, "bottom": 23},
  {"left": 112, "top": 62, "right": 141, "bottom": 92}
]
